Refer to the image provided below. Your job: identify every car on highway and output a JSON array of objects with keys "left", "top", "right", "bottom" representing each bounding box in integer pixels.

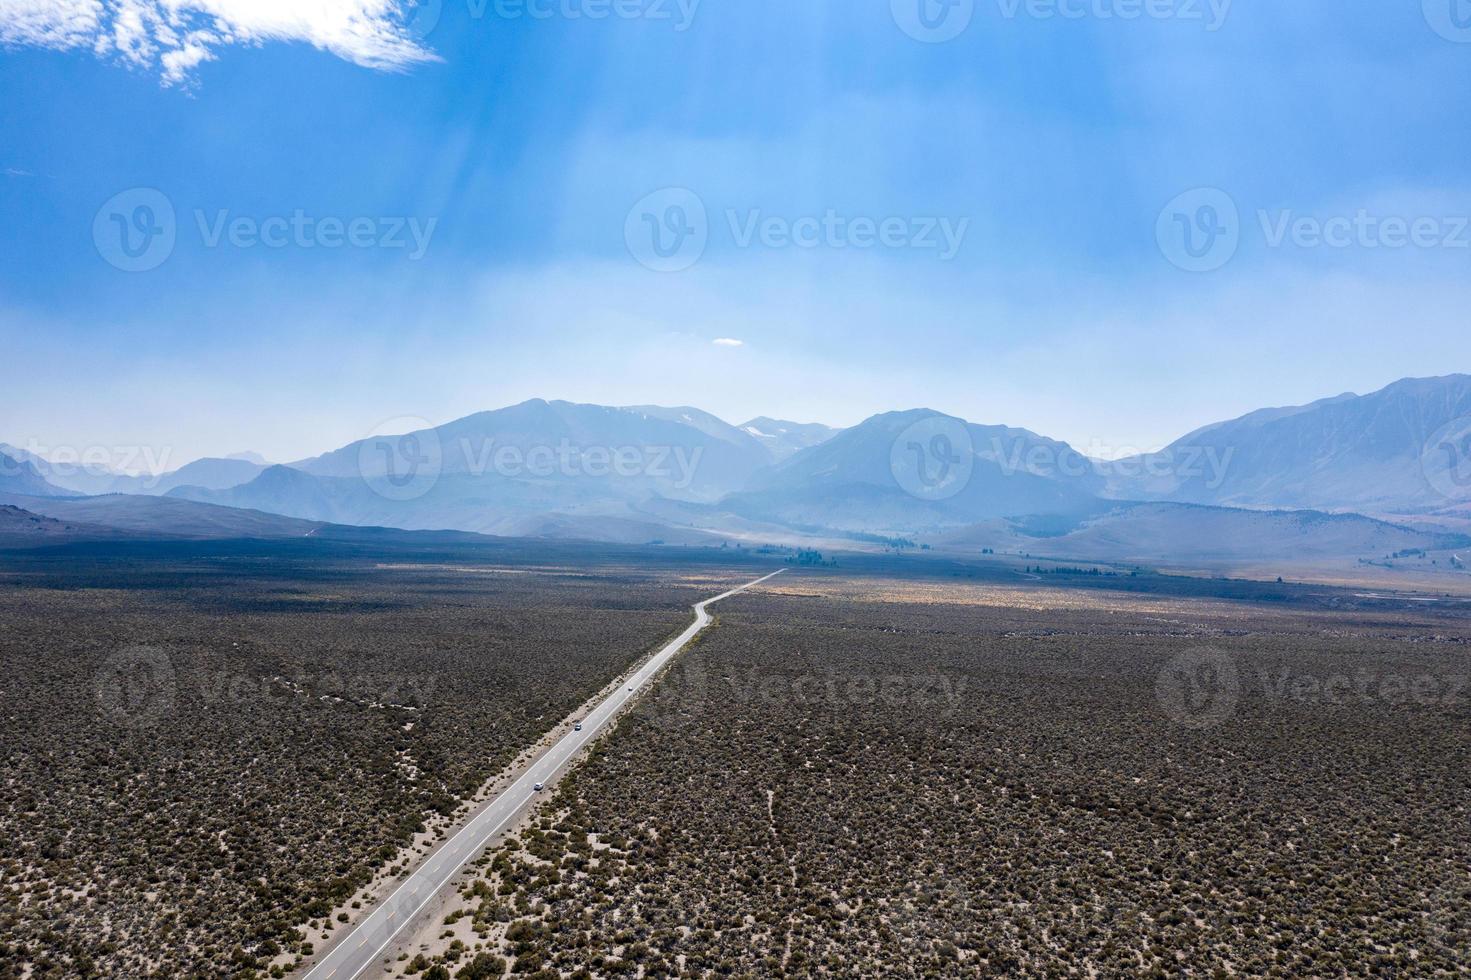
[
  {"left": 574, "top": 723, "right": 582, "bottom": 731},
  {"left": 533, "top": 783, "right": 544, "bottom": 792}
]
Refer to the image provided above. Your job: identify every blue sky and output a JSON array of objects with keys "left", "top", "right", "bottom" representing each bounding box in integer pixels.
[{"left": 3, "top": 0, "right": 1470, "bottom": 467}]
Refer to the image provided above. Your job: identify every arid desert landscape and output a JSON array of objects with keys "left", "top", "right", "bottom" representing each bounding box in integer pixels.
[{"left": 2, "top": 538, "right": 1468, "bottom": 978}]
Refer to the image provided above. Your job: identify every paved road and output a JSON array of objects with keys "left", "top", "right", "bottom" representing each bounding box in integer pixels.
[{"left": 299, "top": 569, "right": 784, "bottom": 980}]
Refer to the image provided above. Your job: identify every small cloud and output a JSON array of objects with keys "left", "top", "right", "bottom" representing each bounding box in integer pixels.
[
  {"left": 3, "top": 168, "right": 37, "bottom": 178},
  {"left": 712, "top": 338, "right": 745, "bottom": 348}
]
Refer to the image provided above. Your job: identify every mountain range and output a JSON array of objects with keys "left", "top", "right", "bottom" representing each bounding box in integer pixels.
[
  {"left": 1099, "top": 375, "right": 1471, "bottom": 516},
  {"left": 0, "top": 443, "right": 269, "bottom": 497},
  {"left": 5, "top": 377, "right": 1471, "bottom": 564}
]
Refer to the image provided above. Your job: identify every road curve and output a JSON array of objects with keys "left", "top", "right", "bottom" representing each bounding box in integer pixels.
[{"left": 298, "top": 568, "right": 785, "bottom": 980}]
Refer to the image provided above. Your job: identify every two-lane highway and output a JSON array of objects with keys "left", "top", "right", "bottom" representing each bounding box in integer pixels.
[{"left": 299, "top": 569, "right": 784, "bottom": 980}]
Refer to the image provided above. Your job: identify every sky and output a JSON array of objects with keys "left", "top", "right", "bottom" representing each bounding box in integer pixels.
[{"left": 3, "top": 0, "right": 1471, "bottom": 468}]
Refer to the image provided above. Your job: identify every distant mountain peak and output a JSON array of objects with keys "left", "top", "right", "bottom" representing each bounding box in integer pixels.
[
  {"left": 736, "top": 416, "right": 841, "bottom": 462},
  {"left": 0, "top": 450, "right": 73, "bottom": 498},
  {"left": 1107, "top": 374, "right": 1471, "bottom": 512}
]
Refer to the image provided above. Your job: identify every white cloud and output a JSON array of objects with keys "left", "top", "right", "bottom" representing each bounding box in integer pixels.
[
  {"left": 0, "top": 0, "right": 437, "bottom": 85},
  {"left": 712, "top": 337, "right": 744, "bottom": 347}
]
